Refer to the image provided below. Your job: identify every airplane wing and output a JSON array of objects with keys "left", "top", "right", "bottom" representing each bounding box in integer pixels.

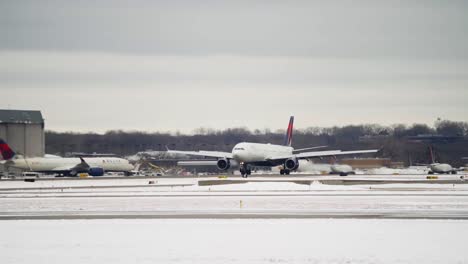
[
  {"left": 167, "top": 150, "right": 233, "bottom": 159},
  {"left": 297, "top": 149, "right": 379, "bottom": 159},
  {"left": 292, "top": 145, "right": 328, "bottom": 152},
  {"left": 177, "top": 160, "right": 219, "bottom": 166},
  {"left": 50, "top": 157, "right": 90, "bottom": 174},
  {"left": 267, "top": 149, "right": 379, "bottom": 161},
  {"left": 49, "top": 165, "right": 75, "bottom": 172}
]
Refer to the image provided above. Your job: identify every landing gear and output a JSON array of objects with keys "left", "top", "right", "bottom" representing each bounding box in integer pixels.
[
  {"left": 240, "top": 168, "right": 251, "bottom": 178},
  {"left": 279, "top": 169, "right": 290, "bottom": 175},
  {"left": 239, "top": 163, "right": 251, "bottom": 178}
]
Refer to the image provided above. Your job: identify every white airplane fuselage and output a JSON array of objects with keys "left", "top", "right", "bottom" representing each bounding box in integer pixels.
[
  {"left": 231, "top": 142, "right": 293, "bottom": 164},
  {"left": 7, "top": 157, "right": 134, "bottom": 173},
  {"left": 429, "top": 163, "right": 454, "bottom": 174},
  {"left": 330, "top": 164, "right": 354, "bottom": 174}
]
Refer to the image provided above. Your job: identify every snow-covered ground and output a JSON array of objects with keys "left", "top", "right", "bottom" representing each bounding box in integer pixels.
[
  {"left": 1, "top": 177, "right": 468, "bottom": 219},
  {"left": 0, "top": 173, "right": 465, "bottom": 189},
  {"left": 2, "top": 177, "right": 468, "bottom": 263},
  {"left": 1, "top": 219, "right": 468, "bottom": 264}
]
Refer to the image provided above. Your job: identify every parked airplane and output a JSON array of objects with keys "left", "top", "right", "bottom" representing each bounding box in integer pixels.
[
  {"left": 330, "top": 164, "right": 355, "bottom": 176},
  {"left": 326, "top": 156, "right": 355, "bottom": 176},
  {"left": 168, "top": 116, "right": 378, "bottom": 177},
  {"left": 0, "top": 139, "right": 134, "bottom": 176},
  {"left": 426, "top": 146, "right": 459, "bottom": 174}
]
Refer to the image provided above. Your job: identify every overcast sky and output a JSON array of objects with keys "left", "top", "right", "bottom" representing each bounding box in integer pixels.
[{"left": 1, "top": 0, "right": 467, "bottom": 133}]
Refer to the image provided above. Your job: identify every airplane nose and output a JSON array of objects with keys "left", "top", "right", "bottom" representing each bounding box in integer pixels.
[{"left": 232, "top": 149, "right": 243, "bottom": 160}]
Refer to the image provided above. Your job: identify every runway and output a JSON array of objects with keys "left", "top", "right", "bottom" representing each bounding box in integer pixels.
[{"left": 1, "top": 174, "right": 468, "bottom": 220}]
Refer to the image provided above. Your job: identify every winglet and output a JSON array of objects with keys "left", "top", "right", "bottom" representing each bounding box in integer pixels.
[
  {"left": 283, "top": 116, "right": 294, "bottom": 147},
  {"left": 0, "top": 139, "right": 16, "bottom": 160}
]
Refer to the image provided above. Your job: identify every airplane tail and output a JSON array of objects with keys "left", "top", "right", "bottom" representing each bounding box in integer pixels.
[
  {"left": 283, "top": 116, "right": 294, "bottom": 146},
  {"left": 429, "top": 146, "right": 436, "bottom": 164},
  {"left": 0, "top": 139, "right": 16, "bottom": 160}
]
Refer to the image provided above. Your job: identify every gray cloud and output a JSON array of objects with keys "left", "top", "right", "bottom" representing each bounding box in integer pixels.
[{"left": 1, "top": 0, "right": 467, "bottom": 58}]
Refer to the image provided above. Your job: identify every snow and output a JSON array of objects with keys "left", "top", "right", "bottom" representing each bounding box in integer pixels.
[
  {"left": 1, "top": 219, "right": 468, "bottom": 264},
  {"left": 365, "top": 167, "right": 428, "bottom": 175},
  {"left": 2, "top": 176, "right": 468, "bottom": 263},
  {"left": 0, "top": 177, "right": 196, "bottom": 189},
  {"left": 2, "top": 193, "right": 467, "bottom": 217},
  {"left": 1, "top": 179, "right": 468, "bottom": 219}
]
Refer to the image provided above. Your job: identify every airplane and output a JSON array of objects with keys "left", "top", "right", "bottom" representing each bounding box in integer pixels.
[
  {"left": 330, "top": 164, "right": 355, "bottom": 176},
  {"left": 168, "top": 116, "right": 379, "bottom": 177},
  {"left": 0, "top": 139, "right": 134, "bottom": 176},
  {"left": 425, "top": 146, "right": 460, "bottom": 174},
  {"left": 326, "top": 156, "right": 355, "bottom": 176}
]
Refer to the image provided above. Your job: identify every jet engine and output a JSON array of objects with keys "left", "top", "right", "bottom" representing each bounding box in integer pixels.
[
  {"left": 216, "top": 158, "right": 231, "bottom": 170},
  {"left": 88, "top": 167, "right": 105, "bottom": 176},
  {"left": 284, "top": 158, "right": 299, "bottom": 170}
]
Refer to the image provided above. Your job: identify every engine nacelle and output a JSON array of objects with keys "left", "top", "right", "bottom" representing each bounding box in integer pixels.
[
  {"left": 88, "top": 167, "right": 105, "bottom": 176},
  {"left": 284, "top": 158, "right": 299, "bottom": 170},
  {"left": 216, "top": 158, "right": 231, "bottom": 170}
]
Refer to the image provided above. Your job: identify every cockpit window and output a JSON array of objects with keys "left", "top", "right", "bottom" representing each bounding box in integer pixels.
[{"left": 234, "top": 147, "right": 245, "bottom": 150}]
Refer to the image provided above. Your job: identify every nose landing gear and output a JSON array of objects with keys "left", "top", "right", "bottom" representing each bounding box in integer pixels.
[{"left": 239, "top": 162, "right": 251, "bottom": 178}]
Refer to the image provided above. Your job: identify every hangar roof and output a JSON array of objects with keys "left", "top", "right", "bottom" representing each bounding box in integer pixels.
[{"left": 0, "top": 110, "right": 44, "bottom": 124}]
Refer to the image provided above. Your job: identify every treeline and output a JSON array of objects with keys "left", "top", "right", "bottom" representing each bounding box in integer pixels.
[{"left": 45, "top": 120, "right": 468, "bottom": 166}]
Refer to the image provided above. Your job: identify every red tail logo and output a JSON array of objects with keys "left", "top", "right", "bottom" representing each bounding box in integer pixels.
[
  {"left": 0, "top": 139, "right": 15, "bottom": 160},
  {"left": 283, "top": 116, "right": 294, "bottom": 146}
]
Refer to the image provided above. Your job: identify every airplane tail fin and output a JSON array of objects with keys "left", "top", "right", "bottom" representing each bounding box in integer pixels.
[
  {"left": 283, "top": 116, "right": 294, "bottom": 146},
  {"left": 429, "top": 146, "right": 435, "bottom": 164},
  {"left": 0, "top": 139, "right": 16, "bottom": 160}
]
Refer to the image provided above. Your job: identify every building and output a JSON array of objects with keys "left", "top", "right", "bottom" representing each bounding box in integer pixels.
[{"left": 0, "top": 109, "right": 45, "bottom": 158}]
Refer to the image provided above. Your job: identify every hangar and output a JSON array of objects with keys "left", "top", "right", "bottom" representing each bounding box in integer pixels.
[{"left": 0, "top": 109, "right": 45, "bottom": 158}]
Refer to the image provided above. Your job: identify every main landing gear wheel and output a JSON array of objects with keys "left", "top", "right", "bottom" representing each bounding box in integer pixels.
[
  {"left": 240, "top": 163, "right": 251, "bottom": 178},
  {"left": 241, "top": 169, "right": 251, "bottom": 178},
  {"left": 280, "top": 169, "right": 290, "bottom": 175}
]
